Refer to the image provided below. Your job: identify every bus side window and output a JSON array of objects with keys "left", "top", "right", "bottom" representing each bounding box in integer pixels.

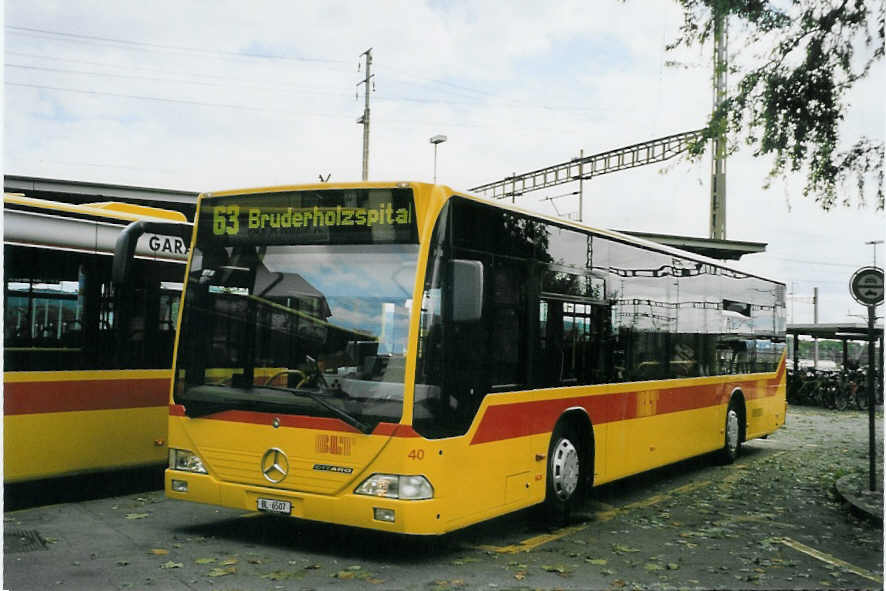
[
  {"left": 115, "top": 258, "right": 184, "bottom": 370},
  {"left": 487, "top": 259, "right": 527, "bottom": 390},
  {"left": 4, "top": 245, "right": 100, "bottom": 371}
]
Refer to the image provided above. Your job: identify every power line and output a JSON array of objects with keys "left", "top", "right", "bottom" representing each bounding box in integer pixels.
[
  {"left": 6, "top": 50, "right": 346, "bottom": 89},
  {"left": 4, "top": 81, "right": 347, "bottom": 119},
  {"left": 7, "top": 30, "right": 612, "bottom": 114},
  {"left": 785, "top": 279, "right": 861, "bottom": 286},
  {"left": 5, "top": 63, "right": 351, "bottom": 99},
  {"left": 8, "top": 26, "right": 496, "bottom": 105},
  {"left": 470, "top": 129, "right": 705, "bottom": 201},
  {"left": 5, "top": 25, "right": 349, "bottom": 65},
  {"left": 7, "top": 58, "right": 612, "bottom": 114},
  {"left": 3, "top": 81, "right": 519, "bottom": 131},
  {"left": 769, "top": 256, "right": 861, "bottom": 269},
  {"left": 7, "top": 51, "right": 608, "bottom": 115},
  {"left": 9, "top": 37, "right": 491, "bottom": 107}
]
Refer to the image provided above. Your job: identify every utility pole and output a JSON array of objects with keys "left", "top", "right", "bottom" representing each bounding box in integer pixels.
[
  {"left": 577, "top": 148, "right": 584, "bottom": 223},
  {"left": 813, "top": 287, "right": 819, "bottom": 369},
  {"left": 356, "top": 48, "right": 374, "bottom": 181},
  {"left": 849, "top": 266, "right": 885, "bottom": 492},
  {"left": 709, "top": 11, "right": 728, "bottom": 240}
]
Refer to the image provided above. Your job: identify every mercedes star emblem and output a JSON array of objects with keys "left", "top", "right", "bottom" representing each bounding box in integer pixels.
[{"left": 260, "top": 448, "right": 289, "bottom": 483}]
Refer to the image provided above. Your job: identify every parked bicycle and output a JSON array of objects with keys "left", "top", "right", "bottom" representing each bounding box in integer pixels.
[{"left": 787, "top": 367, "right": 882, "bottom": 410}]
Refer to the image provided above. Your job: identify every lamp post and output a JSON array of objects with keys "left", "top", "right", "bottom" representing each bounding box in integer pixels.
[
  {"left": 430, "top": 134, "right": 447, "bottom": 183},
  {"left": 865, "top": 240, "right": 884, "bottom": 267}
]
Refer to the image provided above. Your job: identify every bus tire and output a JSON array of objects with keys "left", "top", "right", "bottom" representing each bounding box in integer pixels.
[
  {"left": 543, "top": 422, "right": 584, "bottom": 523},
  {"left": 718, "top": 400, "right": 743, "bottom": 465}
]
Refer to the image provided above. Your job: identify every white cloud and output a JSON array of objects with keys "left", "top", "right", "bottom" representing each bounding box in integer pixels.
[{"left": 4, "top": 0, "right": 884, "bottom": 323}]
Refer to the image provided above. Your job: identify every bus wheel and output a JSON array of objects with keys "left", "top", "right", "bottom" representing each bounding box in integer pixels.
[
  {"left": 718, "top": 402, "right": 742, "bottom": 464},
  {"left": 544, "top": 423, "right": 583, "bottom": 522}
]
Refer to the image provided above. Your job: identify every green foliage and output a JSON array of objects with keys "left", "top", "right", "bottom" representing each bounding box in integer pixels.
[
  {"left": 790, "top": 338, "right": 872, "bottom": 362},
  {"left": 669, "top": 0, "right": 884, "bottom": 210}
]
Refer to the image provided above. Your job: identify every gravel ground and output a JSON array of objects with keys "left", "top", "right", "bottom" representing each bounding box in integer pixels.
[{"left": 3, "top": 404, "right": 883, "bottom": 590}]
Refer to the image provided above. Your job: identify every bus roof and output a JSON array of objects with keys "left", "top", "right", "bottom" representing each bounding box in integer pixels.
[
  {"left": 202, "top": 181, "right": 426, "bottom": 198},
  {"left": 196, "top": 181, "right": 783, "bottom": 287},
  {"left": 4, "top": 193, "right": 187, "bottom": 223}
]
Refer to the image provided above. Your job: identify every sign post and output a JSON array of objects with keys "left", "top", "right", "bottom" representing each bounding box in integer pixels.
[{"left": 850, "top": 266, "right": 884, "bottom": 492}]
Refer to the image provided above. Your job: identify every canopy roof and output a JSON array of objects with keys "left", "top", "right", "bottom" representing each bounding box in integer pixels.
[{"left": 787, "top": 323, "right": 884, "bottom": 341}]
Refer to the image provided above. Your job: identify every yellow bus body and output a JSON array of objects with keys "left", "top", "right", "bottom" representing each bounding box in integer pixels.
[
  {"left": 4, "top": 193, "right": 189, "bottom": 483},
  {"left": 166, "top": 365, "right": 785, "bottom": 534},
  {"left": 165, "top": 181, "right": 786, "bottom": 534},
  {"left": 4, "top": 370, "right": 170, "bottom": 483}
]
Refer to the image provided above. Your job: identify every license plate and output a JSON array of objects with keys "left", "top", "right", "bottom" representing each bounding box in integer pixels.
[{"left": 257, "top": 498, "right": 291, "bottom": 514}]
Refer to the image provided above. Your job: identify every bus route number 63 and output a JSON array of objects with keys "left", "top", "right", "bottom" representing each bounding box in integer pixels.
[{"left": 213, "top": 205, "right": 240, "bottom": 236}]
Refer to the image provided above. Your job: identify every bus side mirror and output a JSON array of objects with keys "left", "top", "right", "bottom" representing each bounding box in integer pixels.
[{"left": 451, "top": 259, "right": 483, "bottom": 322}]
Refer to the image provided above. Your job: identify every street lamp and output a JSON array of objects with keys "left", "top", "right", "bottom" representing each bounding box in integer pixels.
[
  {"left": 430, "top": 134, "right": 447, "bottom": 183},
  {"left": 865, "top": 240, "right": 884, "bottom": 267}
]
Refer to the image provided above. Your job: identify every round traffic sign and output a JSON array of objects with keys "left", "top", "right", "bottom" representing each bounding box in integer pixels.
[{"left": 850, "top": 266, "right": 884, "bottom": 306}]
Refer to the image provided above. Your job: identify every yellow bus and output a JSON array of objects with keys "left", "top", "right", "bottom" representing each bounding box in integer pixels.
[
  {"left": 3, "top": 194, "right": 191, "bottom": 483},
  {"left": 152, "top": 182, "right": 786, "bottom": 534}
]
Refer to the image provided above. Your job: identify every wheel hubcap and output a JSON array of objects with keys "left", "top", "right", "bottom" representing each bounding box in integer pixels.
[
  {"left": 551, "top": 438, "right": 580, "bottom": 500},
  {"left": 725, "top": 409, "right": 739, "bottom": 454}
]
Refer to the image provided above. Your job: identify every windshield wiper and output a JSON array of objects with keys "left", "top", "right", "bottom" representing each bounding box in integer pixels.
[{"left": 263, "top": 384, "right": 373, "bottom": 434}]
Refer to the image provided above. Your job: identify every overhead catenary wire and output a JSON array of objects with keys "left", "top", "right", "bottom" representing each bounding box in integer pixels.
[
  {"left": 4, "top": 82, "right": 347, "bottom": 118},
  {"left": 5, "top": 58, "right": 611, "bottom": 115},
  {"left": 7, "top": 26, "right": 615, "bottom": 115},
  {"left": 6, "top": 25, "right": 350, "bottom": 64},
  {"left": 4, "top": 63, "right": 354, "bottom": 98},
  {"left": 4, "top": 80, "right": 493, "bottom": 131}
]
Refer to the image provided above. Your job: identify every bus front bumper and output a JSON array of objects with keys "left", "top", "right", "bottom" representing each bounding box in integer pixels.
[{"left": 164, "top": 470, "right": 445, "bottom": 535}]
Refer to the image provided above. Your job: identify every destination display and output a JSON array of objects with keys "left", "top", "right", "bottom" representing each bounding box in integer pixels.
[{"left": 200, "top": 188, "right": 418, "bottom": 246}]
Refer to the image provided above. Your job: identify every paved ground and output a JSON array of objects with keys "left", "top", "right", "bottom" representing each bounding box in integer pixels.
[{"left": 3, "top": 405, "right": 883, "bottom": 590}]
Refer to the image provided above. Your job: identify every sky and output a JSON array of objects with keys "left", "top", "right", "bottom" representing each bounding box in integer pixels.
[{"left": 3, "top": 0, "right": 884, "bottom": 326}]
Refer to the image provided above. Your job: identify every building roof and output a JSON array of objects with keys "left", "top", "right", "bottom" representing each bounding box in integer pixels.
[
  {"left": 618, "top": 230, "right": 767, "bottom": 261},
  {"left": 787, "top": 323, "right": 884, "bottom": 340},
  {"left": 4, "top": 175, "right": 774, "bottom": 263},
  {"left": 4, "top": 175, "right": 198, "bottom": 217}
]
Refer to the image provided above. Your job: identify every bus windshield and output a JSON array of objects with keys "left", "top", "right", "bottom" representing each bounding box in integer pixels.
[{"left": 173, "top": 188, "right": 419, "bottom": 431}]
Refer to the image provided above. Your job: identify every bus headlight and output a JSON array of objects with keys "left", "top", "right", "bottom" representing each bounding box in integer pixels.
[
  {"left": 354, "top": 474, "right": 433, "bottom": 500},
  {"left": 168, "top": 448, "right": 208, "bottom": 474}
]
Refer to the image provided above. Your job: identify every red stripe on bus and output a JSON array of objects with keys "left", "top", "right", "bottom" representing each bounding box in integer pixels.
[
  {"left": 4, "top": 378, "right": 169, "bottom": 415},
  {"left": 166, "top": 360, "right": 787, "bottom": 443},
  {"left": 193, "top": 410, "right": 363, "bottom": 433},
  {"left": 168, "top": 404, "right": 421, "bottom": 438},
  {"left": 774, "top": 354, "right": 787, "bottom": 384},
  {"left": 471, "top": 386, "right": 718, "bottom": 445},
  {"left": 470, "top": 371, "right": 785, "bottom": 445},
  {"left": 373, "top": 423, "right": 421, "bottom": 437}
]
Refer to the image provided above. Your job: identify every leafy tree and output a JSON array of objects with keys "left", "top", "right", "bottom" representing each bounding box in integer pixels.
[{"left": 669, "top": 0, "right": 884, "bottom": 210}]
